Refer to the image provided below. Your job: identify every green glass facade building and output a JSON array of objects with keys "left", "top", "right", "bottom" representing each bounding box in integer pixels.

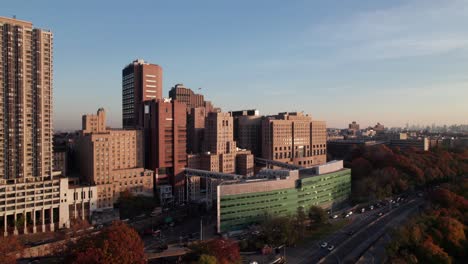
[{"left": 216, "top": 165, "right": 351, "bottom": 232}]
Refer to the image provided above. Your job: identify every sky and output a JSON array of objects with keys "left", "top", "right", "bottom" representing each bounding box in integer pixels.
[{"left": 3, "top": 0, "right": 468, "bottom": 130}]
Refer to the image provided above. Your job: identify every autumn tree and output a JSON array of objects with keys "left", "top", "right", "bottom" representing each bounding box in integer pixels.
[
  {"left": 0, "top": 236, "right": 22, "bottom": 264},
  {"left": 206, "top": 238, "right": 240, "bottom": 264},
  {"left": 66, "top": 221, "right": 145, "bottom": 264}
]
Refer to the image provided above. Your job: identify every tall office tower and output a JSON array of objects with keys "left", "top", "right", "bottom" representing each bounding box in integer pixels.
[
  {"left": 76, "top": 109, "right": 154, "bottom": 209},
  {"left": 143, "top": 99, "right": 187, "bottom": 202},
  {"left": 262, "top": 112, "right": 327, "bottom": 167},
  {"left": 0, "top": 17, "right": 65, "bottom": 235},
  {"left": 188, "top": 112, "right": 254, "bottom": 176},
  {"left": 122, "top": 59, "right": 163, "bottom": 128}
]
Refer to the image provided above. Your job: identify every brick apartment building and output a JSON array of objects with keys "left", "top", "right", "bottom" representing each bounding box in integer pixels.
[
  {"left": 76, "top": 109, "right": 154, "bottom": 210},
  {"left": 262, "top": 112, "right": 327, "bottom": 167}
]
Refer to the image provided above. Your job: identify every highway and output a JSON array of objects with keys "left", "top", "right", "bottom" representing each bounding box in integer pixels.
[{"left": 286, "top": 197, "right": 423, "bottom": 264}]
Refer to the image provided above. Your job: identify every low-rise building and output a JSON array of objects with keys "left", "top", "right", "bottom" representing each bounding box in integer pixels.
[{"left": 216, "top": 161, "right": 351, "bottom": 232}]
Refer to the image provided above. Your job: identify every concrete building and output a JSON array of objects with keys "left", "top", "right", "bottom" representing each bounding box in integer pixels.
[
  {"left": 188, "top": 112, "right": 254, "bottom": 176},
  {"left": 76, "top": 109, "right": 154, "bottom": 210},
  {"left": 59, "top": 178, "right": 97, "bottom": 227},
  {"left": 217, "top": 161, "right": 351, "bottom": 232},
  {"left": 0, "top": 17, "right": 69, "bottom": 235},
  {"left": 143, "top": 99, "right": 187, "bottom": 202},
  {"left": 231, "top": 110, "right": 262, "bottom": 157},
  {"left": 122, "top": 59, "right": 163, "bottom": 128},
  {"left": 389, "top": 138, "right": 429, "bottom": 151},
  {"left": 261, "top": 112, "right": 327, "bottom": 167}
]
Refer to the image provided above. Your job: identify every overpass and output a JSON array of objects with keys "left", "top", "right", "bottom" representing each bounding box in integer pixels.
[{"left": 254, "top": 157, "right": 304, "bottom": 170}]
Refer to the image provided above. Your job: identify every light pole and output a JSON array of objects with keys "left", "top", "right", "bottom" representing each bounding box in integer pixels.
[{"left": 200, "top": 216, "right": 203, "bottom": 241}]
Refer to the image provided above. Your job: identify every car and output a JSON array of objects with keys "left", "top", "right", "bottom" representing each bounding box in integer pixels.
[
  {"left": 321, "top": 242, "right": 328, "bottom": 248},
  {"left": 344, "top": 214, "right": 350, "bottom": 218},
  {"left": 332, "top": 214, "right": 338, "bottom": 219},
  {"left": 360, "top": 208, "right": 366, "bottom": 213},
  {"left": 369, "top": 205, "right": 374, "bottom": 210},
  {"left": 378, "top": 212, "right": 383, "bottom": 216},
  {"left": 347, "top": 211, "right": 353, "bottom": 215},
  {"left": 327, "top": 245, "right": 335, "bottom": 251},
  {"left": 347, "top": 231, "right": 354, "bottom": 236}
]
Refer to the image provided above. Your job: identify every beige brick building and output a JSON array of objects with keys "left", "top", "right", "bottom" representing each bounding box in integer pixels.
[
  {"left": 76, "top": 109, "right": 154, "bottom": 210},
  {"left": 262, "top": 112, "right": 327, "bottom": 167},
  {"left": 188, "top": 112, "right": 254, "bottom": 176}
]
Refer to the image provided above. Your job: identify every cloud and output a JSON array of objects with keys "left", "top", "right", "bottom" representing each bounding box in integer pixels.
[{"left": 308, "top": 0, "right": 468, "bottom": 61}]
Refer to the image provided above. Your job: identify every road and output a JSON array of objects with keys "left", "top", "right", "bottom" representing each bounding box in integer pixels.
[
  {"left": 286, "top": 197, "right": 422, "bottom": 264},
  {"left": 319, "top": 198, "right": 423, "bottom": 264}
]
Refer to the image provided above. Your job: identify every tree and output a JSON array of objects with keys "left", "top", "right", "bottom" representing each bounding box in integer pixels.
[
  {"left": 0, "top": 236, "right": 22, "bottom": 264},
  {"left": 308, "top": 206, "right": 327, "bottom": 225},
  {"left": 197, "top": 254, "right": 217, "bottom": 264},
  {"left": 207, "top": 239, "right": 240, "bottom": 264},
  {"left": 259, "top": 216, "right": 299, "bottom": 246},
  {"left": 66, "top": 221, "right": 145, "bottom": 264}
]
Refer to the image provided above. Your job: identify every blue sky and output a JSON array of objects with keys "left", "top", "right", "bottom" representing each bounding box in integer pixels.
[{"left": 4, "top": 0, "right": 468, "bottom": 130}]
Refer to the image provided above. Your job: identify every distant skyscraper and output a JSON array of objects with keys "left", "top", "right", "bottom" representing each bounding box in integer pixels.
[{"left": 122, "top": 59, "right": 163, "bottom": 128}]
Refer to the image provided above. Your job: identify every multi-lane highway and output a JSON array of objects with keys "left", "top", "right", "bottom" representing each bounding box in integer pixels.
[{"left": 286, "top": 197, "right": 423, "bottom": 264}]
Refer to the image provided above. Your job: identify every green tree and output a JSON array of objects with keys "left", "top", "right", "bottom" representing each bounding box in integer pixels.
[
  {"left": 308, "top": 206, "right": 327, "bottom": 225},
  {"left": 197, "top": 254, "right": 217, "bottom": 264}
]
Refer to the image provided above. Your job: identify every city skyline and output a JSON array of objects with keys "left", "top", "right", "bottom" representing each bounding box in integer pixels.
[{"left": 3, "top": 0, "right": 468, "bottom": 130}]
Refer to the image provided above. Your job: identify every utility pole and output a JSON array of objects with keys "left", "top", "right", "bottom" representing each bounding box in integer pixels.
[{"left": 200, "top": 217, "right": 203, "bottom": 241}]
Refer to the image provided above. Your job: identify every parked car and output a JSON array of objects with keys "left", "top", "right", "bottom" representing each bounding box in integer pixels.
[
  {"left": 327, "top": 245, "right": 335, "bottom": 251},
  {"left": 321, "top": 242, "right": 328, "bottom": 248}
]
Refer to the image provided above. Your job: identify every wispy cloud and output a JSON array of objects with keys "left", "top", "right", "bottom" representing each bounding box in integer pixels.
[{"left": 312, "top": 0, "right": 468, "bottom": 61}]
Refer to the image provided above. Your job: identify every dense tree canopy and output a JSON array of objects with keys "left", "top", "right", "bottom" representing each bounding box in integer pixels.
[
  {"left": 350, "top": 145, "right": 468, "bottom": 202},
  {"left": 189, "top": 238, "right": 241, "bottom": 264},
  {"left": 387, "top": 184, "right": 468, "bottom": 264},
  {"left": 66, "top": 221, "right": 145, "bottom": 264}
]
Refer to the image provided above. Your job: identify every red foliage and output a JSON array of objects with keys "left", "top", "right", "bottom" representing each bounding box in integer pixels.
[
  {"left": 0, "top": 236, "right": 22, "bottom": 264},
  {"left": 68, "top": 221, "right": 145, "bottom": 264},
  {"left": 430, "top": 188, "right": 468, "bottom": 212},
  {"left": 205, "top": 238, "right": 240, "bottom": 264}
]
